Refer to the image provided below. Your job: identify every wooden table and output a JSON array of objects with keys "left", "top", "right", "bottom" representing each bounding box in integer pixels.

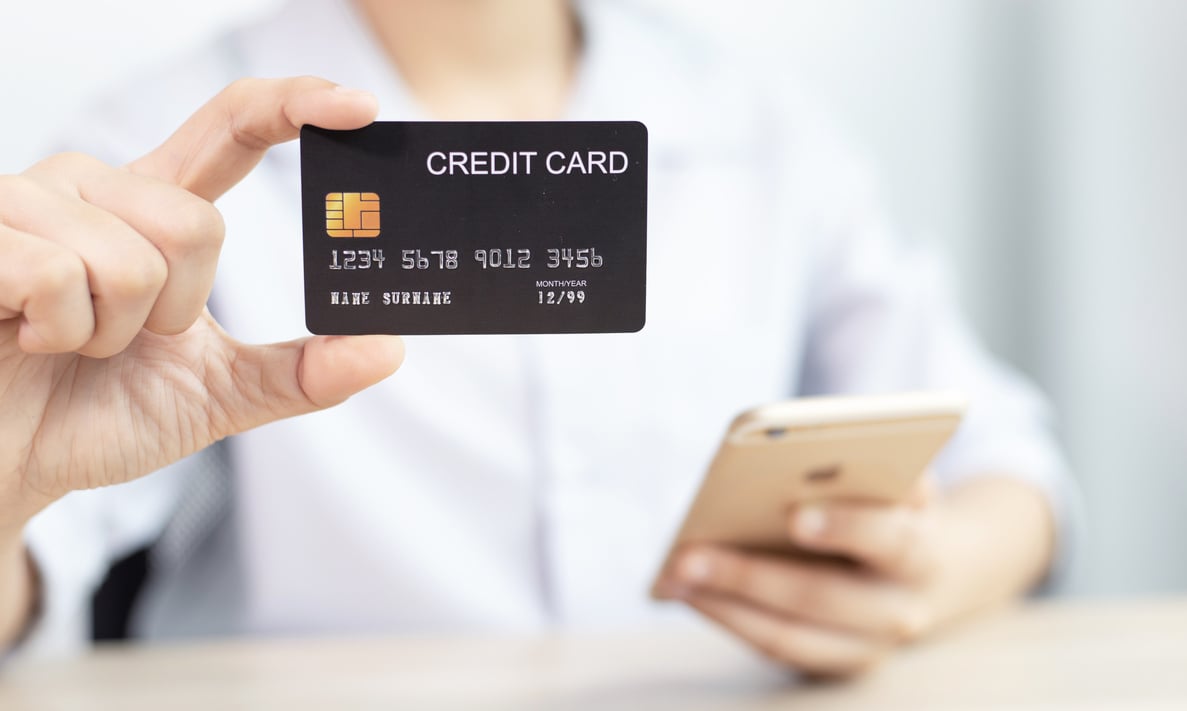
[{"left": 2, "top": 598, "right": 1186, "bottom": 710}]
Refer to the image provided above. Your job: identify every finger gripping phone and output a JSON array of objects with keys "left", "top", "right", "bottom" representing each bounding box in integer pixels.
[{"left": 650, "top": 391, "right": 967, "bottom": 596}]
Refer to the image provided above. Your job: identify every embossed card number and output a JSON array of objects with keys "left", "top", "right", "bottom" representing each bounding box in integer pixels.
[{"left": 300, "top": 121, "right": 648, "bottom": 335}]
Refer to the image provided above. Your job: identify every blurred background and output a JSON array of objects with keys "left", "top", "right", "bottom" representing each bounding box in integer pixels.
[{"left": 1, "top": 0, "right": 1183, "bottom": 596}]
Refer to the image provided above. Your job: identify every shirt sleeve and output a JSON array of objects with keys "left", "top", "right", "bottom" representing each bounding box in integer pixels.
[
  {"left": 792, "top": 130, "right": 1081, "bottom": 590},
  {"left": 6, "top": 460, "right": 193, "bottom": 661}
]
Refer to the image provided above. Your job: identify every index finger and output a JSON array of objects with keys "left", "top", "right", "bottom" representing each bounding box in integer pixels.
[
  {"left": 789, "top": 501, "right": 937, "bottom": 580},
  {"left": 128, "top": 76, "right": 378, "bottom": 201}
]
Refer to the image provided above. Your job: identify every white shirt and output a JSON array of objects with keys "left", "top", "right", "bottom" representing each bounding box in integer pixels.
[{"left": 16, "top": 0, "right": 1075, "bottom": 658}]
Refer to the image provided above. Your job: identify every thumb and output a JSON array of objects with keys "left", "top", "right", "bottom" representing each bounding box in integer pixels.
[{"left": 215, "top": 334, "right": 405, "bottom": 436}]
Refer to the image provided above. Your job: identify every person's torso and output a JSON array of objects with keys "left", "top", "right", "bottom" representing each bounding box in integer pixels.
[{"left": 82, "top": 0, "right": 822, "bottom": 638}]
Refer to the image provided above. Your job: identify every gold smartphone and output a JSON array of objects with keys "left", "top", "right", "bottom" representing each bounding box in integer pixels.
[{"left": 650, "top": 391, "right": 967, "bottom": 597}]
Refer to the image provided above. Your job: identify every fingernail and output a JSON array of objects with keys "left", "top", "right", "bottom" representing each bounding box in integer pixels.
[
  {"left": 796, "top": 506, "right": 828, "bottom": 540},
  {"left": 678, "top": 551, "right": 714, "bottom": 584}
]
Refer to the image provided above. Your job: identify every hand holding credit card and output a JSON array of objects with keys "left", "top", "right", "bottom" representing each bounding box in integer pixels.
[{"left": 301, "top": 121, "right": 648, "bottom": 335}]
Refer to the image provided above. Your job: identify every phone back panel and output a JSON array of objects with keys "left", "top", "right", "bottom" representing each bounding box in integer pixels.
[{"left": 677, "top": 416, "right": 961, "bottom": 549}]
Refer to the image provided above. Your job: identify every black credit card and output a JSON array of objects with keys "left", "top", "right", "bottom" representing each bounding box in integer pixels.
[{"left": 300, "top": 121, "right": 648, "bottom": 335}]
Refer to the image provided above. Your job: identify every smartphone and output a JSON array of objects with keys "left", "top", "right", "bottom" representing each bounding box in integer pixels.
[{"left": 650, "top": 391, "right": 967, "bottom": 597}]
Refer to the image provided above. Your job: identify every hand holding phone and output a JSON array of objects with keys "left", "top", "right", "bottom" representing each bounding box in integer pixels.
[{"left": 651, "top": 391, "right": 966, "bottom": 597}]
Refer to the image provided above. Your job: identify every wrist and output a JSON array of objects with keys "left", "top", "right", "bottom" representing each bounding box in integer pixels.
[{"left": 928, "top": 476, "right": 1055, "bottom": 625}]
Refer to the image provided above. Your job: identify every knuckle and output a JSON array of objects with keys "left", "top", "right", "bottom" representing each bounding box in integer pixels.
[
  {"left": 160, "top": 198, "right": 225, "bottom": 255},
  {"left": 27, "top": 152, "right": 67, "bottom": 174},
  {"left": 27, "top": 152, "right": 102, "bottom": 185},
  {"left": 39, "top": 151, "right": 98, "bottom": 171},
  {"left": 31, "top": 250, "right": 88, "bottom": 297},
  {"left": 222, "top": 76, "right": 330, "bottom": 152},
  {"left": 222, "top": 80, "right": 269, "bottom": 149},
  {"left": 889, "top": 602, "right": 932, "bottom": 643},
  {"left": 224, "top": 84, "right": 273, "bottom": 151},
  {"left": 223, "top": 77, "right": 261, "bottom": 102},
  {"left": 107, "top": 250, "right": 168, "bottom": 300},
  {"left": 0, "top": 173, "right": 38, "bottom": 199}
]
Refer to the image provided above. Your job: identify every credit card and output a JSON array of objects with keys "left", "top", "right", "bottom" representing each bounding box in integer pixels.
[{"left": 300, "top": 121, "right": 648, "bottom": 335}]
